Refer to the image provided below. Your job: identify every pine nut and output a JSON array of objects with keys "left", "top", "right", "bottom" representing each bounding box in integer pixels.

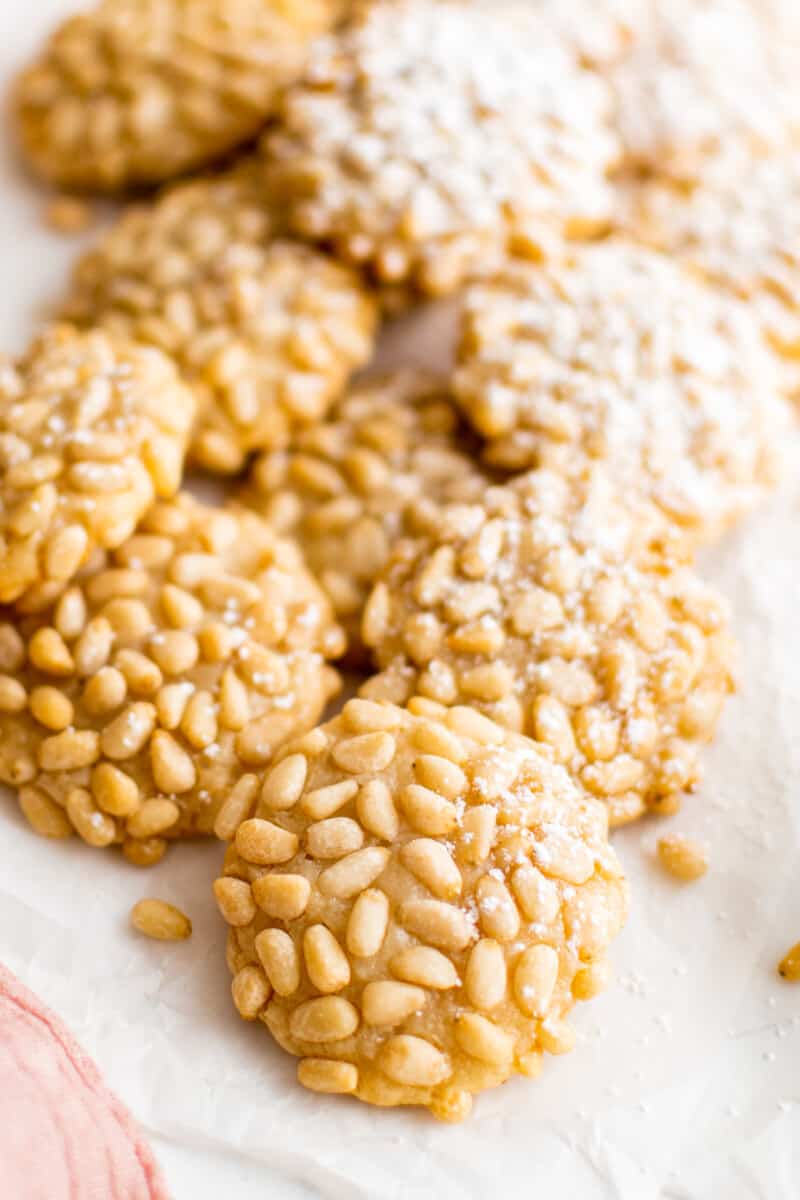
[
  {"left": 379, "top": 1036, "right": 450, "bottom": 1087},
  {"left": 513, "top": 944, "right": 559, "bottom": 1017},
  {"left": 289, "top": 996, "right": 360, "bottom": 1044},
  {"left": 126, "top": 798, "right": 179, "bottom": 839},
  {"left": 301, "top": 779, "right": 358, "bottom": 820},
  {"left": 362, "top": 981, "right": 426, "bottom": 1026},
  {"left": 458, "top": 805, "right": 496, "bottom": 865},
  {"left": 476, "top": 875, "right": 520, "bottom": 943},
  {"left": 39, "top": 729, "right": 100, "bottom": 772},
  {"left": 130, "top": 898, "right": 191, "bottom": 941},
  {"left": 19, "top": 785, "right": 73, "bottom": 839},
  {"left": 331, "top": 732, "right": 397, "bottom": 774},
  {"left": 214, "top": 774, "right": 259, "bottom": 841},
  {"left": 235, "top": 818, "right": 299, "bottom": 866},
  {"left": 29, "top": 686, "right": 73, "bottom": 731},
  {"left": 400, "top": 839, "right": 462, "bottom": 899},
  {"left": 657, "top": 834, "right": 708, "bottom": 881},
  {"left": 399, "top": 899, "right": 473, "bottom": 952},
  {"left": 66, "top": 787, "right": 116, "bottom": 847},
  {"left": 465, "top": 939, "right": 507, "bottom": 1010},
  {"left": 123, "top": 837, "right": 167, "bottom": 868},
  {"left": 346, "top": 889, "right": 390, "bottom": 958},
  {"left": 389, "top": 946, "right": 460, "bottom": 990},
  {"left": 232, "top": 965, "right": 271, "bottom": 1020},
  {"left": 778, "top": 943, "right": 800, "bottom": 982},
  {"left": 256, "top": 928, "right": 301, "bottom": 997},
  {"left": 260, "top": 754, "right": 308, "bottom": 811},
  {"left": 306, "top": 817, "right": 364, "bottom": 860},
  {"left": 399, "top": 784, "right": 457, "bottom": 836},
  {"left": 318, "top": 847, "right": 390, "bottom": 899},
  {"left": 213, "top": 877, "right": 256, "bottom": 927},
  {"left": 298, "top": 1059, "right": 358, "bottom": 1095},
  {"left": 150, "top": 730, "right": 196, "bottom": 794},
  {"left": 303, "top": 925, "right": 351, "bottom": 993},
  {"left": 252, "top": 874, "right": 311, "bottom": 921},
  {"left": 455, "top": 1013, "right": 513, "bottom": 1066},
  {"left": 356, "top": 779, "right": 399, "bottom": 841}
]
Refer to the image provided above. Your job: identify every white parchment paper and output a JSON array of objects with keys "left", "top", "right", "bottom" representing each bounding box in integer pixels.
[{"left": 0, "top": 4, "right": 798, "bottom": 1197}]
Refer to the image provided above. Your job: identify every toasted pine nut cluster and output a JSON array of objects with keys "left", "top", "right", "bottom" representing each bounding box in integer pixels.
[
  {"left": 260, "top": 0, "right": 621, "bottom": 301},
  {"left": 454, "top": 241, "right": 791, "bottom": 541},
  {"left": 361, "top": 469, "right": 735, "bottom": 828},
  {"left": 240, "top": 371, "right": 488, "bottom": 656},
  {"left": 63, "top": 165, "right": 379, "bottom": 474},
  {"left": 0, "top": 494, "right": 343, "bottom": 864},
  {"left": 215, "top": 698, "right": 628, "bottom": 1120},
  {"left": 0, "top": 325, "right": 195, "bottom": 609},
  {"left": 13, "top": 0, "right": 345, "bottom": 191}
]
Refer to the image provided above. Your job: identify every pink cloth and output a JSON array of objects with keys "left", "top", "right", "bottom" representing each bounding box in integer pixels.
[{"left": 0, "top": 965, "right": 168, "bottom": 1200}]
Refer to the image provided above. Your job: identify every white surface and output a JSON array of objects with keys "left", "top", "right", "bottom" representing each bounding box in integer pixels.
[{"left": 1, "top": 4, "right": 799, "bottom": 1199}]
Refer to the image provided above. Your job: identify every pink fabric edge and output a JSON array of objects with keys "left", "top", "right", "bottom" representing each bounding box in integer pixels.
[{"left": 0, "top": 963, "right": 169, "bottom": 1200}]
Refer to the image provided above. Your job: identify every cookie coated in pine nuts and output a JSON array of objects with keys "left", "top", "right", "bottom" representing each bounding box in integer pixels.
[
  {"left": 609, "top": 0, "right": 800, "bottom": 181},
  {"left": 240, "top": 372, "right": 488, "bottom": 656},
  {"left": 621, "top": 150, "right": 800, "bottom": 371},
  {"left": 361, "top": 469, "right": 736, "bottom": 828},
  {"left": 261, "top": 0, "right": 620, "bottom": 301},
  {"left": 0, "top": 494, "right": 344, "bottom": 863},
  {"left": 0, "top": 324, "right": 195, "bottom": 609},
  {"left": 216, "top": 699, "right": 628, "bottom": 1120},
  {"left": 63, "top": 164, "right": 378, "bottom": 474},
  {"left": 454, "top": 242, "right": 791, "bottom": 542},
  {"left": 13, "top": 0, "right": 345, "bottom": 192}
]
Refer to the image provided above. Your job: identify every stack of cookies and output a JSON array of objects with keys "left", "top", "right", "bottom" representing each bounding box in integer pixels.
[{"left": 3, "top": 0, "right": 797, "bottom": 1121}]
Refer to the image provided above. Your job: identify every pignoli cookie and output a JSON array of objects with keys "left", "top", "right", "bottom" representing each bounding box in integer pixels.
[
  {"left": 13, "top": 0, "right": 345, "bottom": 191},
  {"left": 215, "top": 699, "right": 628, "bottom": 1120},
  {"left": 1, "top": 494, "right": 344, "bottom": 863},
  {"left": 454, "top": 241, "right": 791, "bottom": 542},
  {"left": 620, "top": 150, "right": 800, "bottom": 374},
  {"left": 261, "top": 0, "right": 620, "bottom": 301},
  {"left": 0, "top": 324, "right": 195, "bottom": 608},
  {"left": 361, "top": 469, "right": 736, "bottom": 827},
  {"left": 63, "top": 163, "right": 379, "bottom": 474},
  {"left": 240, "top": 371, "right": 488, "bottom": 656},
  {"left": 610, "top": 0, "right": 800, "bottom": 181}
]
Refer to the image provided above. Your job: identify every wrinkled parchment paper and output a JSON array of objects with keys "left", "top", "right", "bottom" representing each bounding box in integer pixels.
[{"left": 1, "top": 5, "right": 799, "bottom": 1197}]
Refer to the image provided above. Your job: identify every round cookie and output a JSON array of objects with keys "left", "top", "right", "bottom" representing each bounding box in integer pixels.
[
  {"left": 609, "top": 0, "right": 800, "bottom": 181},
  {"left": 361, "top": 469, "right": 736, "bottom": 827},
  {"left": 215, "top": 698, "right": 628, "bottom": 1121},
  {"left": 240, "top": 371, "right": 488, "bottom": 657},
  {"left": 261, "top": 0, "right": 620, "bottom": 301},
  {"left": 620, "top": 150, "right": 800, "bottom": 371},
  {"left": 13, "top": 0, "right": 345, "bottom": 192},
  {"left": 454, "top": 241, "right": 791, "bottom": 543},
  {"left": 0, "top": 324, "right": 195, "bottom": 609},
  {"left": 63, "top": 164, "right": 379, "bottom": 474},
  {"left": 0, "top": 494, "right": 344, "bottom": 864}
]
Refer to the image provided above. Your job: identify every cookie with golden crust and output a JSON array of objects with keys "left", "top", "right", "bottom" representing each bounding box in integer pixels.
[
  {"left": 361, "top": 469, "right": 736, "bottom": 828},
  {"left": 215, "top": 698, "right": 628, "bottom": 1121},
  {"left": 454, "top": 241, "right": 791, "bottom": 543},
  {"left": 1, "top": 494, "right": 344, "bottom": 864},
  {"left": 261, "top": 0, "right": 620, "bottom": 301},
  {"left": 0, "top": 324, "right": 195, "bottom": 609},
  {"left": 63, "top": 164, "right": 378, "bottom": 474},
  {"left": 240, "top": 371, "right": 488, "bottom": 657},
  {"left": 13, "top": 0, "right": 345, "bottom": 191}
]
